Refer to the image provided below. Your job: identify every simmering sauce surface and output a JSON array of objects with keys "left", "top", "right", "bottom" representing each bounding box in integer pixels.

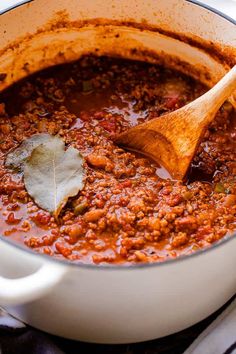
[{"left": 0, "top": 56, "right": 235, "bottom": 264}]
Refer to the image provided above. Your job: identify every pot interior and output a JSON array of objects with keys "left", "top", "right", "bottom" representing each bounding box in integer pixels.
[{"left": 0, "top": 0, "right": 235, "bottom": 104}]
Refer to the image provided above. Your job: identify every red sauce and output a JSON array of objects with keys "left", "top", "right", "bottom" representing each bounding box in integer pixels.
[{"left": 0, "top": 55, "right": 235, "bottom": 264}]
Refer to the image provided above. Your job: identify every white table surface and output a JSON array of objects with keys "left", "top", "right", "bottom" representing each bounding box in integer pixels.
[{"left": 0, "top": 0, "right": 235, "bottom": 18}]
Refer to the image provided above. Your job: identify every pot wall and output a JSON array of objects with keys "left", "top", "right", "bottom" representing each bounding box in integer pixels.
[
  {"left": 0, "top": 0, "right": 235, "bottom": 93},
  {"left": 1, "top": 236, "right": 236, "bottom": 343}
]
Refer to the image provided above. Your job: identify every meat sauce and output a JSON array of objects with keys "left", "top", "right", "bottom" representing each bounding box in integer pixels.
[{"left": 0, "top": 56, "right": 235, "bottom": 264}]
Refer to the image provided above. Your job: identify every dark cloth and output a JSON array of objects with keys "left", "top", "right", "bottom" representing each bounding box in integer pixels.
[{"left": 0, "top": 297, "right": 234, "bottom": 354}]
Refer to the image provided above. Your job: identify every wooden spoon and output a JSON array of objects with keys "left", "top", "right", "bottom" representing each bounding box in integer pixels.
[{"left": 115, "top": 66, "right": 236, "bottom": 180}]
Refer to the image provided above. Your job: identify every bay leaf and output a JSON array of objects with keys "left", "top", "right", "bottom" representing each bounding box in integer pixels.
[
  {"left": 24, "top": 135, "right": 85, "bottom": 218},
  {"left": 5, "top": 133, "right": 51, "bottom": 171}
]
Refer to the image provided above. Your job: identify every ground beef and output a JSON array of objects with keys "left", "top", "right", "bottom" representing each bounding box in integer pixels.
[{"left": 0, "top": 55, "right": 235, "bottom": 264}]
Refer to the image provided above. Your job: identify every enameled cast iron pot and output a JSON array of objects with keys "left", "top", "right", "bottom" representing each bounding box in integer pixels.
[{"left": 0, "top": 0, "right": 235, "bottom": 344}]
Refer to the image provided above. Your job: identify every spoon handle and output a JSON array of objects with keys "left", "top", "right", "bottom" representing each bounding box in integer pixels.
[
  {"left": 191, "top": 65, "right": 236, "bottom": 123},
  {"left": 205, "top": 65, "right": 236, "bottom": 104}
]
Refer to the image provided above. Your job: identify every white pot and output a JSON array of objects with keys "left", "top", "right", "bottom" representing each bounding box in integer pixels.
[{"left": 0, "top": 0, "right": 235, "bottom": 344}]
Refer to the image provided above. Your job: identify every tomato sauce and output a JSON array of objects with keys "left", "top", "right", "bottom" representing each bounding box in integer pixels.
[{"left": 0, "top": 56, "right": 235, "bottom": 264}]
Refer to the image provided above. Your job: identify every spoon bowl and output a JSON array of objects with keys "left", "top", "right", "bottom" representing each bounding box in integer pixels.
[{"left": 115, "top": 66, "right": 236, "bottom": 179}]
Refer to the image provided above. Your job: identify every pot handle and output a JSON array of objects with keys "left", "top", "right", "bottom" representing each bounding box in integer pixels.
[{"left": 0, "top": 263, "right": 66, "bottom": 305}]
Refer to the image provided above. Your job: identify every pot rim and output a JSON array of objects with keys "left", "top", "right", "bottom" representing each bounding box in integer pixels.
[
  {"left": 0, "top": 0, "right": 235, "bottom": 271},
  {"left": 188, "top": 0, "right": 236, "bottom": 25}
]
